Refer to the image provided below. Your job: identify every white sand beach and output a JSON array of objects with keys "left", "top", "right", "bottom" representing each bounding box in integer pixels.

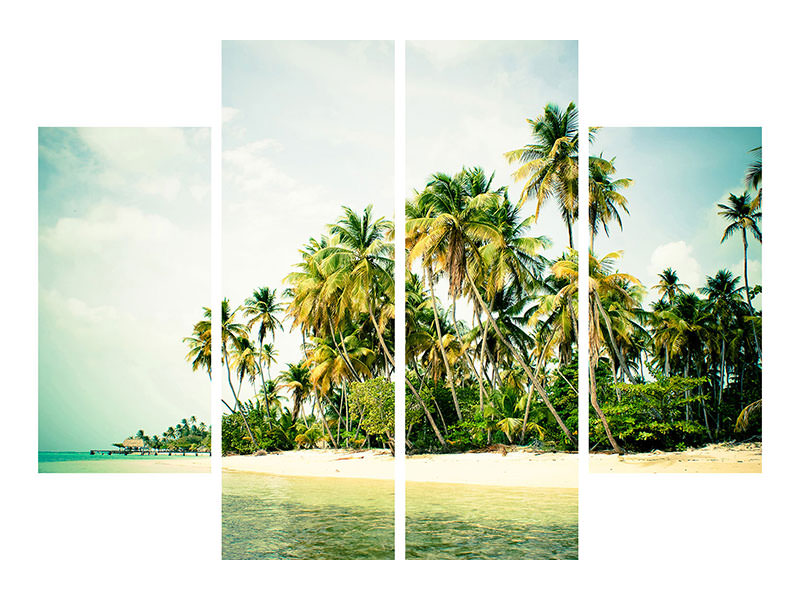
[
  {"left": 589, "top": 442, "right": 762, "bottom": 473},
  {"left": 222, "top": 449, "right": 578, "bottom": 488}
]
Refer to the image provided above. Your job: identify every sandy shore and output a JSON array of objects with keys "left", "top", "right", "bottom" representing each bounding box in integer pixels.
[
  {"left": 223, "top": 449, "right": 395, "bottom": 480},
  {"left": 589, "top": 442, "right": 761, "bottom": 473},
  {"left": 223, "top": 449, "right": 577, "bottom": 488},
  {"left": 407, "top": 451, "right": 577, "bottom": 488}
]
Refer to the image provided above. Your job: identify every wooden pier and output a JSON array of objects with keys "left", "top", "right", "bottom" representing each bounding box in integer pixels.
[{"left": 89, "top": 449, "right": 211, "bottom": 456}]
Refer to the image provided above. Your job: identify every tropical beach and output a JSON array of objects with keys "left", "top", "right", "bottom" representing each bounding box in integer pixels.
[
  {"left": 38, "top": 127, "right": 211, "bottom": 474},
  {"left": 403, "top": 41, "right": 579, "bottom": 559},
  {"left": 220, "top": 41, "right": 396, "bottom": 560},
  {"left": 586, "top": 127, "right": 762, "bottom": 472},
  {"left": 222, "top": 448, "right": 576, "bottom": 487}
]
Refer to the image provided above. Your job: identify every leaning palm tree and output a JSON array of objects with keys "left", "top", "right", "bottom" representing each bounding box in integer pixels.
[
  {"left": 583, "top": 251, "right": 642, "bottom": 454},
  {"left": 220, "top": 299, "right": 258, "bottom": 447},
  {"left": 504, "top": 102, "right": 579, "bottom": 247},
  {"left": 407, "top": 167, "right": 506, "bottom": 421}
]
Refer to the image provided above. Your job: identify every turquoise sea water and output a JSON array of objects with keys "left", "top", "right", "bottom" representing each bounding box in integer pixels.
[
  {"left": 406, "top": 483, "right": 578, "bottom": 560},
  {"left": 222, "top": 471, "right": 394, "bottom": 560},
  {"left": 38, "top": 451, "right": 210, "bottom": 473}
]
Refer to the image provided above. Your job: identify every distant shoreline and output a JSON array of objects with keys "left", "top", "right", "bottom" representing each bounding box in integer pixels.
[
  {"left": 38, "top": 452, "right": 211, "bottom": 473},
  {"left": 223, "top": 448, "right": 577, "bottom": 488}
]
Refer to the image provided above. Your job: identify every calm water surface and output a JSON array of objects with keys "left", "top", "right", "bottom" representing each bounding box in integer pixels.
[
  {"left": 38, "top": 451, "right": 210, "bottom": 473},
  {"left": 222, "top": 471, "right": 394, "bottom": 560},
  {"left": 406, "top": 482, "right": 578, "bottom": 560}
]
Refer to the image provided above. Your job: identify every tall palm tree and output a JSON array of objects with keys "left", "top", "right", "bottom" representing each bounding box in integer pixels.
[
  {"left": 652, "top": 268, "right": 689, "bottom": 304},
  {"left": 718, "top": 191, "right": 762, "bottom": 361},
  {"left": 718, "top": 192, "right": 762, "bottom": 312},
  {"left": 220, "top": 299, "right": 257, "bottom": 446},
  {"left": 504, "top": 102, "right": 579, "bottom": 247},
  {"left": 584, "top": 251, "right": 642, "bottom": 453}
]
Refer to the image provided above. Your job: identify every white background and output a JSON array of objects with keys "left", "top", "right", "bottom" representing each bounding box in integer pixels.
[{"left": 1, "top": 1, "right": 797, "bottom": 598}]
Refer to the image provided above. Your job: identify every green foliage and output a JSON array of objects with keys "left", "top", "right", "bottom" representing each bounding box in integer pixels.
[
  {"left": 349, "top": 377, "right": 394, "bottom": 441},
  {"left": 591, "top": 375, "right": 709, "bottom": 452},
  {"left": 222, "top": 401, "right": 296, "bottom": 454}
]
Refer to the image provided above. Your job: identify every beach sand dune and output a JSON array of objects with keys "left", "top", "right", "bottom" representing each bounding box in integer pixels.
[{"left": 589, "top": 442, "right": 761, "bottom": 474}]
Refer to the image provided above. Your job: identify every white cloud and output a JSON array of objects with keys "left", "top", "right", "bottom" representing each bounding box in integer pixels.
[
  {"left": 222, "top": 106, "right": 239, "bottom": 123},
  {"left": 137, "top": 176, "right": 182, "bottom": 202},
  {"left": 647, "top": 240, "right": 703, "bottom": 293},
  {"left": 40, "top": 204, "right": 177, "bottom": 255},
  {"left": 77, "top": 128, "right": 190, "bottom": 174}
]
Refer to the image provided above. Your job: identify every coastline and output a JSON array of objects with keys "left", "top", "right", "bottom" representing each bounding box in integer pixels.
[
  {"left": 39, "top": 453, "right": 211, "bottom": 473},
  {"left": 222, "top": 448, "right": 578, "bottom": 488},
  {"left": 589, "top": 442, "right": 762, "bottom": 473}
]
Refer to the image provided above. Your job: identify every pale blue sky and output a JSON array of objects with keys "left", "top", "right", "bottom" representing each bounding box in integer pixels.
[
  {"left": 222, "top": 41, "right": 394, "bottom": 399},
  {"left": 591, "top": 127, "right": 762, "bottom": 307},
  {"left": 39, "top": 128, "right": 210, "bottom": 451}
]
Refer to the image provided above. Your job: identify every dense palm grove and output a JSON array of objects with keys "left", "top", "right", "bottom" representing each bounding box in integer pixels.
[
  {"left": 405, "top": 102, "right": 580, "bottom": 452},
  {"left": 184, "top": 206, "right": 396, "bottom": 454},
  {"left": 588, "top": 133, "right": 762, "bottom": 453},
  {"left": 124, "top": 416, "right": 210, "bottom": 451}
]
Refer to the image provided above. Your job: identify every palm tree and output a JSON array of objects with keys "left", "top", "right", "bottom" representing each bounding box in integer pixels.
[
  {"left": 183, "top": 311, "right": 212, "bottom": 379},
  {"left": 745, "top": 146, "right": 762, "bottom": 209},
  {"left": 220, "top": 299, "right": 257, "bottom": 447},
  {"left": 584, "top": 251, "right": 642, "bottom": 453},
  {"left": 322, "top": 205, "right": 395, "bottom": 372},
  {"left": 588, "top": 155, "right": 632, "bottom": 251},
  {"left": 718, "top": 192, "right": 762, "bottom": 312},
  {"left": 652, "top": 268, "right": 689, "bottom": 304},
  {"left": 407, "top": 167, "right": 506, "bottom": 420},
  {"left": 504, "top": 102, "right": 579, "bottom": 247},
  {"left": 242, "top": 286, "right": 284, "bottom": 396},
  {"left": 718, "top": 192, "right": 762, "bottom": 360}
]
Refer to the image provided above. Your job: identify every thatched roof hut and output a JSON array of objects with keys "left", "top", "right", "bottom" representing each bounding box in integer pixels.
[{"left": 122, "top": 438, "right": 145, "bottom": 449}]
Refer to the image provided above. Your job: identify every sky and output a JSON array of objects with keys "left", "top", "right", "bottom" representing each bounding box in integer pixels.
[
  {"left": 591, "top": 127, "right": 762, "bottom": 308},
  {"left": 222, "top": 41, "right": 394, "bottom": 404},
  {"left": 406, "top": 40, "right": 579, "bottom": 307},
  {"left": 39, "top": 127, "right": 210, "bottom": 451}
]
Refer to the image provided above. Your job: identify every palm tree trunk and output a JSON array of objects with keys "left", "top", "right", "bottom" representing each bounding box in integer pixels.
[
  {"left": 717, "top": 337, "right": 726, "bottom": 437},
  {"left": 466, "top": 270, "right": 576, "bottom": 446},
  {"left": 223, "top": 349, "right": 257, "bottom": 449},
  {"left": 520, "top": 329, "right": 557, "bottom": 443},
  {"left": 452, "top": 303, "right": 482, "bottom": 388},
  {"left": 367, "top": 302, "right": 395, "bottom": 370},
  {"left": 742, "top": 230, "right": 762, "bottom": 361},
  {"left": 426, "top": 265, "right": 462, "bottom": 420},
  {"left": 594, "top": 290, "right": 636, "bottom": 383},
  {"left": 314, "top": 396, "right": 337, "bottom": 449},
  {"left": 405, "top": 375, "right": 446, "bottom": 447},
  {"left": 589, "top": 353, "right": 623, "bottom": 454}
]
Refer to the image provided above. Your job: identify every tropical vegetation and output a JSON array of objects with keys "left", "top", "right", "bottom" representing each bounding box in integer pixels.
[
  {"left": 121, "top": 416, "right": 211, "bottom": 452},
  {"left": 405, "top": 102, "right": 580, "bottom": 453},
  {"left": 588, "top": 131, "right": 762, "bottom": 453},
  {"left": 184, "top": 206, "right": 397, "bottom": 455}
]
